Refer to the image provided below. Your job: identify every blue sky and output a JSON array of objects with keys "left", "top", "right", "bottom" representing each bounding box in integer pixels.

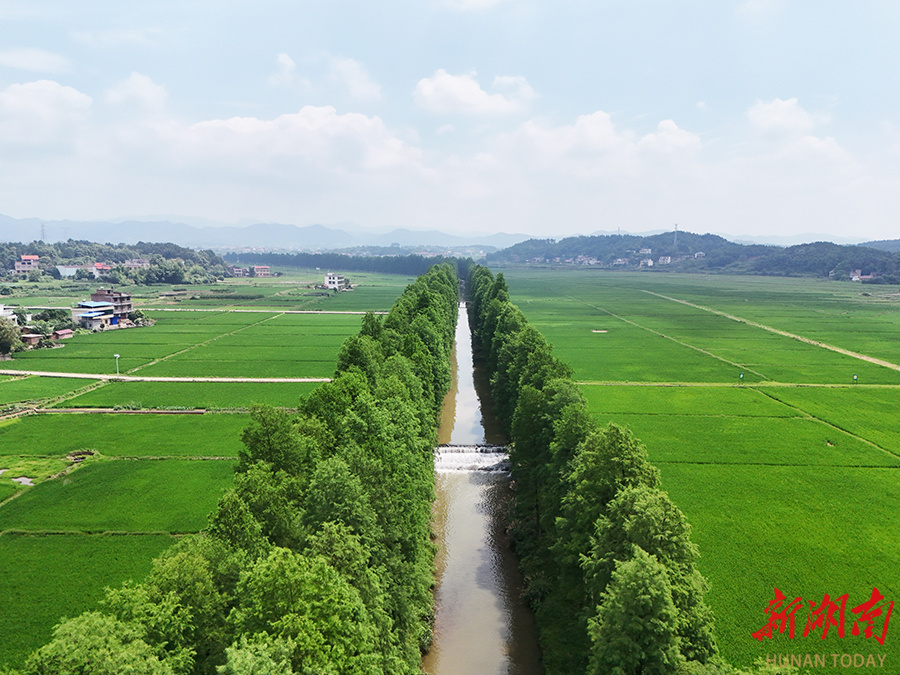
[{"left": 1, "top": 0, "right": 899, "bottom": 240}]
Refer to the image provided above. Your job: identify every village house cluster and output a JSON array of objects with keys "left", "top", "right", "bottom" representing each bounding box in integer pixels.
[
  {"left": 226, "top": 265, "right": 270, "bottom": 277},
  {"left": 8, "top": 254, "right": 152, "bottom": 278},
  {"left": 1, "top": 287, "right": 138, "bottom": 350},
  {"left": 522, "top": 248, "right": 710, "bottom": 268},
  {"left": 74, "top": 288, "right": 134, "bottom": 330}
]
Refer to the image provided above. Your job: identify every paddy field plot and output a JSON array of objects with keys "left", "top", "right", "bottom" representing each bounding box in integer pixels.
[
  {"left": 660, "top": 463, "right": 900, "bottom": 670},
  {"left": 607, "top": 412, "right": 900, "bottom": 467},
  {"left": 504, "top": 269, "right": 900, "bottom": 384},
  {"left": 57, "top": 380, "right": 323, "bottom": 410},
  {"left": 143, "top": 270, "right": 412, "bottom": 312},
  {"left": 0, "top": 533, "right": 177, "bottom": 667},
  {"left": 579, "top": 384, "right": 798, "bottom": 417},
  {"left": 0, "top": 413, "right": 247, "bottom": 458},
  {"left": 0, "top": 376, "right": 96, "bottom": 406},
  {"left": 498, "top": 267, "right": 900, "bottom": 673},
  {"left": 0, "top": 310, "right": 362, "bottom": 379},
  {"left": 0, "top": 458, "right": 235, "bottom": 533},
  {"left": 762, "top": 386, "right": 900, "bottom": 457}
]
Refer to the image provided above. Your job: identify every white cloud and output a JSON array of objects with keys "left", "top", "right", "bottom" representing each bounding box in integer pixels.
[
  {"left": 175, "top": 106, "right": 421, "bottom": 174},
  {"left": 0, "top": 48, "right": 69, "bottom": 74},
  {"left": 0, "top": 80, "right": 91, "bottom": 144},
  {"left": 268, "top": 53, "right": 299, "bottom": 88},
  {"left": 414, "top": 69, "right": 535, "bottom": 115},
  {"left": 748, "top": 97, "right": 820, "bottom": 138},
  {"left": 638, "top": 120, "right": 701, "bottom": 154},
  {"left": 328, "top": 57, "right": 382, "bottom": 102},
  {"left": 105, "top": 72, "right": 167, "bottom": 109}
]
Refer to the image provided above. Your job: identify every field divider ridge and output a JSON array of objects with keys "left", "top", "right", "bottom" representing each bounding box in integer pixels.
[
  {"left": 123, "top": 312, "right": 286, "bottom": 376},
  {"left": 565, "top": 295, "right": 769, "bottom": 379},
  {"left": 752, "top": 388, "right": 900, "bottom": 461}
]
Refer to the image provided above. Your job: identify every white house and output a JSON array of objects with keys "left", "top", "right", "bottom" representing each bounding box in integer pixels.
[{"left": 325, "top": 273, "right": 345, "bottom": 289}]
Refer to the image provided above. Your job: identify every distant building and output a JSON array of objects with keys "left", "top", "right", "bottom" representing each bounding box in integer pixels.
[
  {"left": 124, "top": 259, "right": 150, "bottom": 269},
  {"left": 57, "top": 265, "right": 82, "bottom": 278},
  {"left": 658, "top": 256, "right": 672, "bottom": 265},
  {"left": 639, "top": 248, "right": 653, "bottom": 255},
  {"left": 228, "top": 266, "right": 249, "bottom": 277},
  {"left": 694, "top": 251, "right": 706, "bottom": 259},
  {"left": 93, "top": 262, "right": 112, "bottom": 275},
  {"left": 20, "top": 333, "right": 42, "bottom": 347},
  {"left": 850, "top": 269, "right": 875, "bottom": 282},
  {"left": 90, "top": 288, "right": 133, "bottom": 319},
  {"left": 253, "top": 266, "right": 271, "bottom": 277},
  {"left": 639, "top": 259, "right": 654, "bottom": 267},
  {"left": 14, "top": 255, "right": 39, "bottom": 274},
  {"left": 325, "top": 272, "right": 346, "bottom": 289},
  {"left": 76, "top": 301, "right": 115, "bottom": 330},
  {"left": 52, "top": 328, "right": 74, "bottom": 340}
]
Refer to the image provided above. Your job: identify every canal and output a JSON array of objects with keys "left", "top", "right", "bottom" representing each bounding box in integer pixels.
[{"left": 422, "top": 302, "right": 543, "bottom": 675}]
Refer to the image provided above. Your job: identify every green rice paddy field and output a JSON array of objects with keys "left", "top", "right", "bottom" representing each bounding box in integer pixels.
[
  {"left": 0, "top": 270, "right": 402, "bottom": 668},
  {"left": 500, "top": 267, "right": 900, "bottom": 672}
]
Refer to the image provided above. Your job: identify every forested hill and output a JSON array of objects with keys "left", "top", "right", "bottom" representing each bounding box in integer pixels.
[
  {"left": 486, "top": 232, "right": 900, "bottom": 283},
  {"left": 862, "top": 238, "right": 900, "bottom": 253}
]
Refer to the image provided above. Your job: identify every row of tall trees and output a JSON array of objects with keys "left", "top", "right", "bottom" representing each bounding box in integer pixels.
[
  {"left": 7, "top": 263, "right": 459, "bottom": 675},
  {"left": 466, "top": 264, "right": 787, "bottom": 675}
]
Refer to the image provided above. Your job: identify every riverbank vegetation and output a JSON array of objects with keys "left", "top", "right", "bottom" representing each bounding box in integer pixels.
[
  {"left": 2, "top": 263, "right": 458, "bottom": 675},
  {"left": 466, "top": 263, "right": 794, "bottom": 675}
]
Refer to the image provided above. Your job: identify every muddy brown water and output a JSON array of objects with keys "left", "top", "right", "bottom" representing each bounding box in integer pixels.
[{"left": 422, "top": 303, "right": 543, "bottom": 675}]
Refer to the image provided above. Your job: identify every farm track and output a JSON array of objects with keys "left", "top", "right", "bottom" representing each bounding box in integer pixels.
[
  {"left": 140, "top": 307, "right": 387, "bottom": 314},
  {"left": 642, "top": 290, "right": 900, "bottom": 372}
]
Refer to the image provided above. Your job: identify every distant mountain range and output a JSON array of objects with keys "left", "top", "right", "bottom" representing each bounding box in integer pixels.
[{"left": 0, "top": 214, "right": 529, "bottom": 252}]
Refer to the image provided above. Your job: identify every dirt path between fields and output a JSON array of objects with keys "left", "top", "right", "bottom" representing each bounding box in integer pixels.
[
  {"left": 0, "top": 370, "right": 332, "bottom": 382},
  {"left": 140, "top": 308, "right": 387, "bottom": 314},
  {"left": 642, "top": 290, "right": 900, "bottom": 373}
]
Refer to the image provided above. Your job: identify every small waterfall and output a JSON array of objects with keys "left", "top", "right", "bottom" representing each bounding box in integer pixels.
[{"left": 434, "top": 444, "right": 509, "bottom": 473}]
